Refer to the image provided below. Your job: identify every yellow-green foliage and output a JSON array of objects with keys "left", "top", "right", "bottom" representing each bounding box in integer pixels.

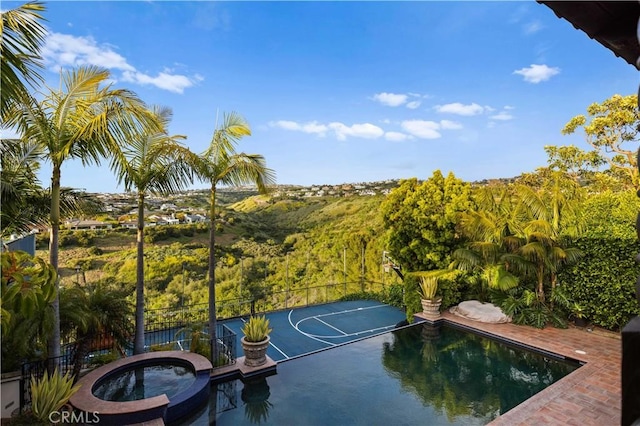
[
  {"left": 242, "top": 315, "right": 272, "bottom": 342},
  {"left": 30, "top": 369, "right": 81, "bottom": 422},
  {"left": 417, "top": 276, "right": 438, "bottom": 300}
]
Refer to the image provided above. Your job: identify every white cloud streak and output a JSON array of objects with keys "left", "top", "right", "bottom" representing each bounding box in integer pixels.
[
  {"left": 269, "top": 120, "right": 383, "bottom": 140},
  {"left": 268, "top": 120, "right": 328, "bottom": 136},
  {"left": 401, "top": 120, "right": 441, "bottom": 139},
  {"left": 384, "top": 132, "right": 411, "bottom": 142},
  {"left": 490, "top": 112, "right": 513, "bottom": 121},
  {"left": 434, "top": 102, "right": 485, "bottom": 116},
  {"left": 42, "top": 31, "right": 200, "bottom": 94},
  {"left": 523, "top": 20, "right": 543, "bottom": 35},
  {"left": 513, "top": 64, "right": 560, "bottom": 83},
  {"left": 372, "top": 92, "right": 428, "bottom": 108},
  {"left": 329, "top": 122, "right": 385, "bottom": 141},
  {"left": 271, "top": 117, "right": 461, "bottom": 142},
  {"left": 439, "top": 120, "right": 463, "bottom": 130},
  {"left": 372, "top": 92, "right": 408, "bottom": 107}
]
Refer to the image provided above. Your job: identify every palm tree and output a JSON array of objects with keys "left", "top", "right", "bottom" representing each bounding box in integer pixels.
[
  {"left": 0, "top": 1, "right": 47, "bottom": 120},
  {"left": 110, "top": 106, "right": 197, "bottom": 355},
  {"left": 4, "top": 65, "right": 155, "bottom": 361},
  {"left": 60, "top": 283, "right": 134, "bottom": 381},
  {"left": 0, "top": 139, "right": 104, "bottom": 238},
  {"left": 196, "top": 112, "right": 275, "bottom": 360},
  {"left": 452, "top": 186, "right": 528, "bottom": 297},
  {"left": 515, "top": 173, "right": 584, "bottom": 301}
]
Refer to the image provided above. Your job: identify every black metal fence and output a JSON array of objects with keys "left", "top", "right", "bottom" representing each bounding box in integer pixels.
[
  {"left": 19, "top": 323, "right": 237, "bottom": 414},
  {"left": 19, "top": 280, "right": 388, "bottom": 414},
  {"left": 145, "top": 280, "right": 387, "bottom": 328}
]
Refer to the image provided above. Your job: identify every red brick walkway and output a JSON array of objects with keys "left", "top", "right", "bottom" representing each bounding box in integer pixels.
[{"left": 433, "top": 311, "right": 622, "bottom": 426}]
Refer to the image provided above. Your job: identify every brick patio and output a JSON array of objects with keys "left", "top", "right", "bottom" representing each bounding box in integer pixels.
[{"left": 431, "top": 311, "right": 622, "bottom": 426}]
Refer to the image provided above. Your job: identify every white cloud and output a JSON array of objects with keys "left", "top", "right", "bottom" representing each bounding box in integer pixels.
[
  {"left": 490, "top": 112, "right": 513, "bottom": 121},
  {"left": 439, "top": 120, "right": 463, "bottom": 130},
  {"left": 121, "top": 70, "right": 195, "bottom": 94},
  {"left": 523, "top": 20, "right": 543, "bottom": 35},
  {"left": 371, "top": 92, "right": 408, "bottom": 107},
  {"left": 269, "top": 120, "right": 300, "bottom": 131},
  {"left": 268, "top": 120, "right": 328, "bottom": 136},
  {"left": 513, "top": 64, "right": 560, "bottom": 83},
  {"left": 406, "top": 101, "right": 421, "bottom": 109},
  {"left": 43, "top": 32, "right": 134, "bottom": 71},
  {"left": 270, "top": 120, "right": 383, "bottom": 140},
  {"left": 434, "top": 102, "right": 485, "bottom": 116},
  {"left": 384, "top": 132, "right": 411, "bottom": 142},
  {"left": 401, "top": 120, "right": 441, "bottom": 139},
  {"left": 329, "top": 122, "right": 384, "bottom": 140},
  {"left": 42, "top": 31, "right": 200, "bottom": 94},
  {"left": 503, "top": 105, "right": 515, "bottom": 110}
]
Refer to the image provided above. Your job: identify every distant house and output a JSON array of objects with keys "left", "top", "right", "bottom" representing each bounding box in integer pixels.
[
  {"left": 184, "top": 214, "right": 206, "bottom": 224},
  {"left": 162, "top": 216, "right": 180, "bottom": 225},
  {"left": 150, "top": 215, "right": 180, "bottom": 226},
  {"left": 65, "top": 220, "right": 112, "bottom": 230},
  {"left": 160, "top": 203, "right": 178, "bottom": 211},
  {"left": 120, "top": 221, "right": 137, "bottom": 229}
]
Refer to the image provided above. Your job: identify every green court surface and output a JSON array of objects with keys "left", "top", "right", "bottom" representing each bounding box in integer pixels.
[{"left": 222, "top": 300, "right": 407, "bottom": 362}]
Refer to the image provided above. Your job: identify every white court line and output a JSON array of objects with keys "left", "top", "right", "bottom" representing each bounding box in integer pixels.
[
  {"left": 240, "top": 316, "right": 290, "bottom": 359},
  {"left": 269, "top": 340, "right": 290, "bottom": 359},
  {"left": 311, "top": 304, "right": 387, "bottom": 319},
  {"left": 314, "top": 317, "right": 347, "bottom": 335},
  {"left": 288, "top": 310, "right": 336, "bottom": 347},
  {"left": 300, "top": 323, "right": 396, "bottom": 339}
]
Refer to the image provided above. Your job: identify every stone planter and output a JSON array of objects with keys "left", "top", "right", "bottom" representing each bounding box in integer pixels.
[
  {"left": 421, "top": 298, "right": 442, "bottom": 319},
  {"left": 241, "top": 336, "right": 270, "bottom": 367}
]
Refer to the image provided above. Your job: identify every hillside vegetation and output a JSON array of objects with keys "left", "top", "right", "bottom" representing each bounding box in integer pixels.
[{"left": 42, "top": 194, "right": 402, "bottom": 316}]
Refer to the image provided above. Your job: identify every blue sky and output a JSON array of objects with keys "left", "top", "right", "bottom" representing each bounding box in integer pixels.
[{"left": 5, "top": 1, "right": 639, "bottom": 193}]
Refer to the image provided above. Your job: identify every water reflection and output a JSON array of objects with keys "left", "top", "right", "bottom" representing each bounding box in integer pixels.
[
  {"left": 382, "top": 324, "right": 578, "bottom": 423},
  {"left": 241, "top": 377, "right": 273, "bottom": 424}
]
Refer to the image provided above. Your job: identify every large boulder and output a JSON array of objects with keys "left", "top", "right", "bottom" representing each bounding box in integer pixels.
[{"left": 449, "top": 300, "right": 511, "bottom": 324}]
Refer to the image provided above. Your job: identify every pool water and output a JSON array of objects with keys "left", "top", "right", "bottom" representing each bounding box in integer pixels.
[
  {"left": 179, "top": 323, "right": 579, "bottom": 425},
  {"left": 93, "top": 363, "right": 196, "bottom": 402}
]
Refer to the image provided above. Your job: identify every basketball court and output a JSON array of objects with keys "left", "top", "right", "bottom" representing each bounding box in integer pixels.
[{"left": 221, "top": 300, "right": 407, "bottom": 362}]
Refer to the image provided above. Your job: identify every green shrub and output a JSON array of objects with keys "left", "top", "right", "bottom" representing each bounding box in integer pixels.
[
  {"left": 559, "top": 237, "right": 640, "bottom": 330},
  {"left": 150, "top": 343, "right": 176, "bottom": 352},
  {"left": 87, "top": 246, "right": 103, "bottom": 256},
  {"left": 89, "top": 351, "right": 120, "bottom": 366}
]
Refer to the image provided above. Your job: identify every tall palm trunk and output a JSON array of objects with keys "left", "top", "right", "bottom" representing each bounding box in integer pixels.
[
  {"left": 208, "top": 184, "right": 218, "bottom": 362},
  {"left": 134, "top": 192, "right": 145, "bottom": 354},
  {"left": 71, "top": 336, "right": 91, "bottom": 383},
  {"left": 537, "top": 264, "right": 545, "bottom": 302},
  {"left": 47, "top": 164, "right": 61, "bottom": 367}
]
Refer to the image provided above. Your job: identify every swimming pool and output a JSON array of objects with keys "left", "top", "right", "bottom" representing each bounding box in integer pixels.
[{"left": 177, "top": 322, "right": 580, "bottom": 425}]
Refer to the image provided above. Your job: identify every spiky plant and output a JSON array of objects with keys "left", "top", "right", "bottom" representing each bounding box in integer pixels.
[
  {"left": 30, "top": 368, "right": 81, "bottom": 422},
  {"left": 241, "top": 316, "right": 272, "bottom": 343}
]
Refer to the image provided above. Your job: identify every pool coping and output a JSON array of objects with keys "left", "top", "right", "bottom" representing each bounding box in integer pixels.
[
  {"left": 210, "top": 356, "right": 278, "bottom": 384},
  {"left": 70, "top": 351, "right": 212, "bottom": 426},
  {"left": 414, "top": 311, "right": 621, "bottom": 425}
]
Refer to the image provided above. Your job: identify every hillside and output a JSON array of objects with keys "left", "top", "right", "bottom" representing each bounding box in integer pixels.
[{"left": 44, "top": 193, "right": 401, "bottom": 313}]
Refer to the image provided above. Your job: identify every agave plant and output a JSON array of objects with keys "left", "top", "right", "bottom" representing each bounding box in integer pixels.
[
  {"left": 30, "top": 368, "right": 81, "bottom": 422},
  {"left": 241, "top": 316, "right": 272, "bottom": 343}
]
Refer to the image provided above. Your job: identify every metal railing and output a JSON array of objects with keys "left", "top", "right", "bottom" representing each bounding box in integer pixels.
[
  {"left": 145, "top": 280, "right": 387, "bottom": 327},
  {"left": 19, "top": 280, "right": 389, "bottom": 414},
  {"left": 19, "top": 323, "right": 237, "bottom": 414}
]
